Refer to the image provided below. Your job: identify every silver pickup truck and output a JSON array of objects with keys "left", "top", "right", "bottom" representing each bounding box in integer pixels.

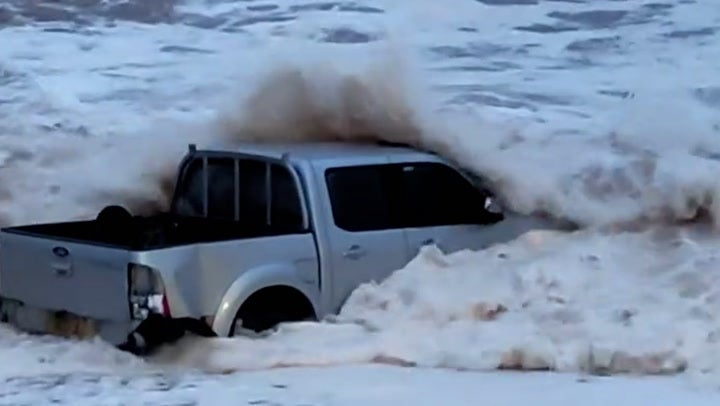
[{"left": 0, "top": 141, "right": 565, "bottom": 355}]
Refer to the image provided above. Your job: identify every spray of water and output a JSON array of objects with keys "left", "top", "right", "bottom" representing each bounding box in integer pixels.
[{"left": 4, "top": 41, "right": 716, "bottom": 230}]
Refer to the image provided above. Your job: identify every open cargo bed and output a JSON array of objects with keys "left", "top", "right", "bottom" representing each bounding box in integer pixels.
[{"left": 2, "top": 212, "right": 302, "bottom": 251}]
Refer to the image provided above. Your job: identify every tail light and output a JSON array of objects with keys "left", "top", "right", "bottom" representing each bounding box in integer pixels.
[{"left": 128, "top": 264, "right": 171, "bottom": 319}]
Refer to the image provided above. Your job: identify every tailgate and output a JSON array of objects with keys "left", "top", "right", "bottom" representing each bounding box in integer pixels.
[{"left": 0, "top": 231, "right": 132, "bottom": 321}]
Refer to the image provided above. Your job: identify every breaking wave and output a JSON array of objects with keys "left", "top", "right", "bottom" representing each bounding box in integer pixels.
[
  {"left": 1, "top": 42, "right": 718, "bottom": 229},
  {"left": 155, "top": 53, "right": 720, "bottom": 230}
]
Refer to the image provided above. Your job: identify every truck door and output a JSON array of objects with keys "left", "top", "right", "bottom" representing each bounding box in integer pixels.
[
  {"left": 393, "top": 161, "right": 508, "bottom": 260},
  {"left": 322, "top": 164, "right": 409, "bottom": 312}
]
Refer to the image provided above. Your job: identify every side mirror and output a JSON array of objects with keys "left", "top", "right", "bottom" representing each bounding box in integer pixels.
[
  {"left": 471, "top": 196, "right": 504, "bottom": 225},
  {"left": 484, "top": 196, "right": 503, "bottom": 215}
]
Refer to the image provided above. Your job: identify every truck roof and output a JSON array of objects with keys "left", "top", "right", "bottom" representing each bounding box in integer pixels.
[{"left": 195, "top": 140, "right": 440, "bottom": 163}]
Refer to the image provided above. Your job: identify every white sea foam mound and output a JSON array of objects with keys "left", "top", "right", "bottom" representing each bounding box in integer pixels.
[{"left": 149, "top": 226, "right": 720, "bottom": 385}]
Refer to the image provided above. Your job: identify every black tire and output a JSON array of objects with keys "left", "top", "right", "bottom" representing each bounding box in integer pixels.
[
  {"left": 229, "top": 288, "right": 316, "bottom": 336},
  {"left": 232, "top": 310, "right": 292, "bottom": 336}
]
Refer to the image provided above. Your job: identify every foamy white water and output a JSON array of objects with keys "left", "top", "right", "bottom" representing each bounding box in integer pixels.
[
  {"left": 1, "top": 0, "right": 720, "bottom": 400},
  {"left": 5, "top": 364, "right": 720, "bottom": 406},
  {"left": 152, "top": 227, "right": 720, "bottom": 382}
]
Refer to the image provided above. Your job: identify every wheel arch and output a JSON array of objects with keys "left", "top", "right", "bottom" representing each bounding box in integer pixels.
[
  {"left": 211, "top": 264, "right": 319, "bottom": 336},
  {"left": 231, "top": 284, "right": 317, "bottom": 335}
]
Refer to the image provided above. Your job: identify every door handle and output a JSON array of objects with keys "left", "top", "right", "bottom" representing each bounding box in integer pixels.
[
  {"left": 51, "top": 262, "right": 73, "bottom": 277},
  {"left": 343, "top": 244, "right": 366, "bottom": 260}
]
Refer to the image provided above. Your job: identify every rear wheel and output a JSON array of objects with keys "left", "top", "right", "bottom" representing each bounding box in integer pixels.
[{"left": 229, "top": 286, "right": 316, "bottom": 337}]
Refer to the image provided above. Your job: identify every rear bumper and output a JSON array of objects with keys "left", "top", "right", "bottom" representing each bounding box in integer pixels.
[
  {"left": 0, "top": 297, "right": 139, "bottom": 346},
  {"left": 0, "top": 297, "right": 218, "bottom": 356}
]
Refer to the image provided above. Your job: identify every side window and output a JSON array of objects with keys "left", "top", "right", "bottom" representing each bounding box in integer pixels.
[
  {"left": 325, "top": 165, "right": 398, "bottom": 232},
  {"left": 206, "top": 158, "right": 236, "bottom": 220},
  {"left": 174, "top": 158, "right": 204, "bottom": 217},
  {"left": 399, "top": 163, "right": 487, "bottom": 227}
]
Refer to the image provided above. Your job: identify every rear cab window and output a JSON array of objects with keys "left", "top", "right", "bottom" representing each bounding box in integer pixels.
[{"left": 172, "top": 155, "right": 305, "bottom": 234}]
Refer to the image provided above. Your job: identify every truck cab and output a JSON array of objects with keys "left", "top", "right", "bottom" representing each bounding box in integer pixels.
[{"left": 175, "top": 141, "right": 516, "bottom": 329}]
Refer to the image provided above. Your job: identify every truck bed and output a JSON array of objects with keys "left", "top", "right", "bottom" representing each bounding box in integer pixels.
[{"left": 2, "top": 214, "right": 300, "bottom": 251}]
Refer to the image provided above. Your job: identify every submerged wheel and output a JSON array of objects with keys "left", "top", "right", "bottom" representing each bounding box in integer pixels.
[{"left": 229, "top": 286, "right": 316, "bottom": 337}]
